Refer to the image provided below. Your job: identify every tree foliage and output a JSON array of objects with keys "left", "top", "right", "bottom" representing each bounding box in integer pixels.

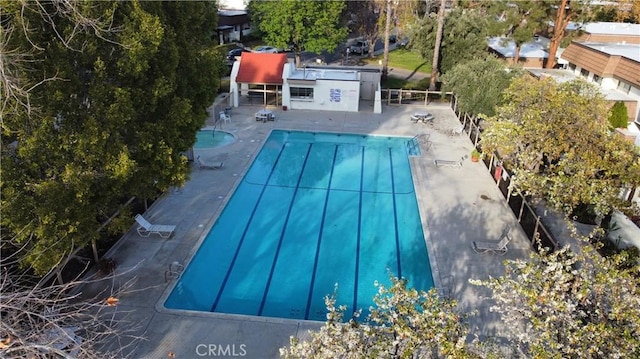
[
  {"left": 473, "top": 245, "right": 640, "bottom": 358},
  {"left": 409, "top": 7, "right": 492, "bottom": 76},
  {"left": 609, "top": 101, "right": 629, "bottom": 129},
  {"left": 485, "top": 0, "right": 548, "bottom": 63},
  {"left": 248, "top": 0, "right": 348, "bottom": 67},
  {"left": 482, "top": 76, "right": 640, "bottom": 217},
  {"left": 441, "top": 56, "right": 523, "bottom": 117},
  {"left": 280, "top": 276, "right": 479, "bottom": 359},
  {"left": 1, "top": 1, "right": 219, "bottom": 274}
]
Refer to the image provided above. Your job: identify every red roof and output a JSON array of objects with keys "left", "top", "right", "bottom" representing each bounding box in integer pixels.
[{"left": 236, "top": 53, "right": 288, "bottom": 84}]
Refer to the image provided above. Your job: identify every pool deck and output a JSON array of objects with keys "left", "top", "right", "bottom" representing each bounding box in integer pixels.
[{"left": 83, "top": 98, "right": 533, "bottom": 358}]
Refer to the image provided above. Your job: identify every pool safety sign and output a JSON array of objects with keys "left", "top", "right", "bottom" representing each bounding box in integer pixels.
[{"left": 329, "top": 88, "right": 341, "bottom": 102}]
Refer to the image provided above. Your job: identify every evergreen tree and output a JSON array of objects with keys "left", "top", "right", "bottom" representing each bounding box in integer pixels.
[
  {"left": 609, "top": 101, "right": 629, "bottom": 129},
  {"left": 1, "top": 1, "right": 219, "bottom": 274}
]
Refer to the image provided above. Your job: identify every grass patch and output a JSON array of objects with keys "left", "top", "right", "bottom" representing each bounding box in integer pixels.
[{"left": 366, "top": 49, "right": 431, "bottom": 74}]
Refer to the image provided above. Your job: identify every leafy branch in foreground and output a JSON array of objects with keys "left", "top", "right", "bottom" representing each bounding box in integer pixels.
[
  {"left": 473, "top": 243, "right": 640, "bottom": 358},
  {"left": 280, "top": 276, "right": 482, "bottom": 359}
]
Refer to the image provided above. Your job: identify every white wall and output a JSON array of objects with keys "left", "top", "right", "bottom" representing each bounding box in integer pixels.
[{"left": 281, "top": 63, "right": 361, "bottom": 112}]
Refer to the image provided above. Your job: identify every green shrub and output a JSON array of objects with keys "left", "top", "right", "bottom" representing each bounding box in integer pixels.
[{"left": 608, "top": 101, "right": 629, "bottom": 128}]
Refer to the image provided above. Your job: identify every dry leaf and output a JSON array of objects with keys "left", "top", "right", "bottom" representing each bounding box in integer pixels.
[{"left": 105, "top": 297, "right": 119, "bottom": 306}]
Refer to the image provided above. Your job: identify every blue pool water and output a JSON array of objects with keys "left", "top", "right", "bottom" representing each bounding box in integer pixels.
[{"left": 165, "top": 130, "right": 433, "bottom": 321}]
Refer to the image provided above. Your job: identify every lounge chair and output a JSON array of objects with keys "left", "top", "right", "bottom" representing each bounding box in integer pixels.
[
  {"left": 134, "top": 214, "right": 176, "bottom": 238},
  {"left": 196, "top": 156, "right": 224, "bottom": 170},
  {"left": 434, "top": 156, "right": 464, "bottom": 168},
  {"left": 472, "top": 225, "right": 512, "bottom": 255}
]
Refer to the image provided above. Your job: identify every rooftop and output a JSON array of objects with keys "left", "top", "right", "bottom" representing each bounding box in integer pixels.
[
  {"left": 488, "top": 36, "right": 549, "bottom": 59},
  {"left": 580, "top": 41, "right": 640, "bottom": 62},
  {"left": 527, "top": 68, "right": 639, "bottom": 102},
  {"left": 567, "top": 21, "right": 640, "bottom": 36},
  {"left": 288, "top": 67, "right": 359, "bottom": 81}
]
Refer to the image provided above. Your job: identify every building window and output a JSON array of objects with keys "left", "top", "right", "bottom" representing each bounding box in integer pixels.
[
  {"left": 617, "top": 81, "right": 631, "bottom": 94},
  {"left": 290, "top": 87, "right": 313, "bottom": 99},
  {"left": 593, "top": 74, "right": 602, "bottom": 85},
  {"left": 568, "top": 63, "right": 576, "bottom": 72},
  {"left": 580, "top": 68, "right": 589, "bottom": 78}
]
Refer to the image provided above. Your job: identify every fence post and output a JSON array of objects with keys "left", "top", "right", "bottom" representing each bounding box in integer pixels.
[{"left": 517, "top": 194, "right": 525, "bottom": 221}]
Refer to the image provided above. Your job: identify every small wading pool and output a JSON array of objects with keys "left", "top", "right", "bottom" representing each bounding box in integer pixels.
[{"left": 194, "top": 130, "right": 235, "bottom": 149}]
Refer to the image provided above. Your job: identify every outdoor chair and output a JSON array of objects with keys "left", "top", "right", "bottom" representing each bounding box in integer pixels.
[
  {"left": 134, "top": 214, "right": 176, "bottom": 239},
  {"left": 472, "top": 225, "right": 512, "bottom": 255},
  {"left": 434, "top": 156, "right": 464, "bottom": 168},
  {"left": 196, "top": 156, "right": 224, "bottom": 170},
  {"left": 219, "top": 111, "right": 231, "bottom": 125}
]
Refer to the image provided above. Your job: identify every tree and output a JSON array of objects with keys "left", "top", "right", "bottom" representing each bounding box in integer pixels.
[
  {"left": 473, "top": 245, "right": 640, "bottom": 358},
  {"left": 1, "top": 1, "right": 219, "bottom": 274},
  {"left": 248, "top": 0, "right": 348, "bottom": 67},
  {"left": 429, "top": 0, "right": 446, "bottom": 91},
  {"left": 410, "top": 7, "right": 492, "bottom": 77},
  {"left": 0, "top": 244, "right": 141, "bottom": 358},
  {"left": 441, "top": 56, "right": 524, "bottom": 117},
  {"left": 280, "top": 276, "right": 481, "bottom": 358},
  {"left": 545, "top": 0, "right": 593, "bottom": 69},
  {"left": 488, "top": 0, "right": 548, "bottom": 64},
  {"left": 609, "top": 101, "right": 630, "bottom": 129},
  {"left": 481, "top": 76, "right": 640, "bottom": 217}
]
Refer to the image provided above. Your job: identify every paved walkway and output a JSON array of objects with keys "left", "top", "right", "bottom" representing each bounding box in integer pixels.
[{"left": 82, "top": 99, "right": 531, "bottom": 358}]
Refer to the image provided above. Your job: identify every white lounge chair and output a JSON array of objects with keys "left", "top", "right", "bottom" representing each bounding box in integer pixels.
[
  {"left": 196, "top": 156, "right": 224, "bottom": 170},
  {"left": 472, "top": 225, "right": 512, "bottom": 255},
  {"left": 134, "top": 214, "right": 176, "bottom": 238},
  {"left": 434, "top": 156, "right": 464, "bottom": 168}
]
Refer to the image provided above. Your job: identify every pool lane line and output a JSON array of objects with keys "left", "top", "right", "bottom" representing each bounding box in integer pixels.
[
  {"left": 210, "top": 142, "right": 287, "bottom": 313},
  {"left": 304, "top": 145, "right": 339, "bottom": 320},
  {"left": 352, "top": 146, "right": 365, "bottom": 317},
  {"left": 258, "top": 143, "right": 313, "bottom": 316},
  {"left": 389, "top": 148, "right": 402, "bottom": 278}
]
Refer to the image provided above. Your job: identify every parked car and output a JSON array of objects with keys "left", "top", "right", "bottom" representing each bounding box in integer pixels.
[
  {"left": 253, "top": 45, "right": 279, "bottom": 53},
  {"left": 348, "top": 40, "right": 369, "bottom": 55},
  {"left": 227, "top": 48, "right": 250, "bottom": 62}
]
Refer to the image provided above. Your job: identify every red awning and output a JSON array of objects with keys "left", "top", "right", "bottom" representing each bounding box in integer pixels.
[{"left": 236, "top": 52, "right": 288, "bottom": 84}]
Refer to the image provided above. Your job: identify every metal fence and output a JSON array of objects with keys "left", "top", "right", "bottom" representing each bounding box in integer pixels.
[{"left": 451, "top": 98, "right": 558, "bottom": 252}]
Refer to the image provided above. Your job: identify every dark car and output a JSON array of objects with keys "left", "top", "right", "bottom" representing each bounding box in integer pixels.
[{"left": 227, "top": 48, "right": 249, "bottom": 62}]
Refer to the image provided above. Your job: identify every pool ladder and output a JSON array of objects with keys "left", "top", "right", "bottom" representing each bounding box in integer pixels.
[
  {"left": 165, "top": 261, "right": 184, "bottom": 283},
  {"left": 407, "top": 133, "right": 431, "bottom": 156}
]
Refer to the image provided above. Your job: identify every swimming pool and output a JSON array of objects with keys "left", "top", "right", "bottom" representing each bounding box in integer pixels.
[
  {"left": 194, "top": 130, "right": 235, "bottom": 149},
  {"left": 165, "top": 130, "right": 433, "bottom": 321}
]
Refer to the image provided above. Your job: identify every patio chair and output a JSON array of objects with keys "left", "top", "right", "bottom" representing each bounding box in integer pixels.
[
  {"left": 134, "top": 214, "right": 176, "bottom": 239},
  {"left": 472, "top": 225, "right": 512, "bottom": 255},
  {"left": 219, "top": 111, "right": 231, "bottom": 125},
  {"left": 434, "top": 156, "right": 464, "bottom": 168},
  {"left": 196, "top": 156, "right": 224, "bottom": 170}
]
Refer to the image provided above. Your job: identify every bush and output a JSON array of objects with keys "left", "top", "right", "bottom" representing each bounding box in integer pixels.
[{"left": 609, "top": 101, "right": 629, "bottom": 128}]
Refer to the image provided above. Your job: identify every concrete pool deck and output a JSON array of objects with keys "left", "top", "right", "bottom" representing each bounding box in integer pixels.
[{"left": 84, "top": 99, "right": 533, "bottom": 358}]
